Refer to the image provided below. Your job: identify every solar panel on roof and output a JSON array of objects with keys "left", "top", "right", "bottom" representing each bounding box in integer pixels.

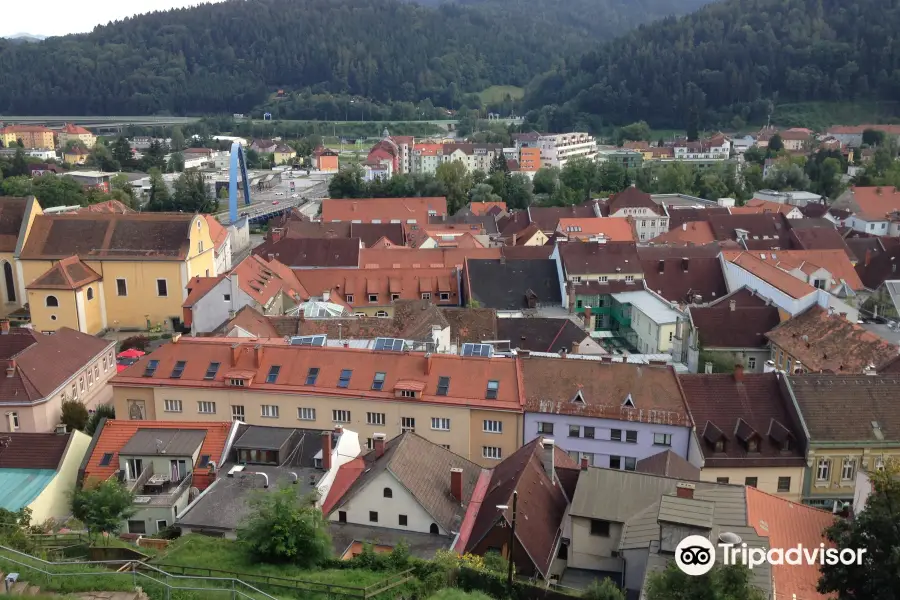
[
  {"left": 373, "top": 337, "right": 406, "bottom": 351},
  {"left": 461, "top": 343, "right": 493, "bottom": 357},
  {"left": 291, "top": 335, "right": 327, "bottom": 346}
]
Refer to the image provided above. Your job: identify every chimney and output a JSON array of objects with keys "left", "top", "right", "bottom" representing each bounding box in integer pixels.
[
  {"left": 299, "top": 308, "right": 305, "bottom": 322},
  {"left": 322, "top": 289, "right": 331, "bottom": 302},
  {"left": 500, "top": 255, "right": 506, "bottom": 265},
  {"left": 682, "top": 222, "right": 687, "bottom": 231},
  {"left": 230, "top": 273, "right": 240, "bottom": 310},
  {"left": 374, "top": 433, "right": 386, "bottom": 458},
  {"left": 5, "top": 360, "right": 14, "bottom": 378},
  {"left": 230, "top": 343, "right": 242, "bottom": 366},
  {"left": 865, "top": 249, "right": 872, "bottom": 267},
  {"left": 734, "top": 364, "right": 744, "bottom": 382},
  {"left": 450, "top": 467, "right": 463, "bottom": 503},
  {"left": 512, "top": 233, "right": 517, "bottom": 246},
  {"left": 681, "top": 257, "right": 689, "bottom": 272},
  {"left": 320, "top": 430, "right": 332, "bottom": 470},
  {"left": 541, "top": 438, "right": 556, "bottom": 482},
  {"left": 580, "top": 456, "right": 589, "bottom": 471},
  {"left": 425, "top": 352, "right": 433, "bottom": 375},
  {"left": 676, "top": 482, "right": 695, "bottom": 499},
  {"left": 729, "top": 300, "right": 736, "bottom": 312},
  {"left": 0, "top": 321, "right": 9, "bottom": 335},
  {"left": 271, "top": 228, "right": 284, "bottom": 243},
  {"left": 254, "top": 344, "right": 264, "bottom": 367}
]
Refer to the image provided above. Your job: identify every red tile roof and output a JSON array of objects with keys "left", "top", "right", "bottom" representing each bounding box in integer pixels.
[
  {"left": 359, "top": 247, "right": 500, "bottom": 269},
  {"left": 828, "top": 124, "right": 900, "bottom": 135},
  {"left": 0, "top": 125, "right": 52, "bottom": 134},
  {"left": 82, "top": 419, "right": 234, "bottom": 490},
  {"left": 731, "top": 199, "right": 798, "bottom": 216},
  {"left": 76, "top": 200, "right": 133, "bottom": 215},
  {"left": 182, "top": 275, "right": 226, "bottom": 309},
  {"left": 649, "top": 221, "right": 716, "bottom": 245},
  {"left": 746, "top": 487, "right": 835, "bottom": 600},
  {"left": 557, "top": 217, "right": 635, "bottom": 242},
  {"left": 26, "top": 255, "right": 101, "bottom": 290},
  {"left": 296, "top": 266, "right": 460, "bottom": 308},
  {"left": 61, "top": 123, "right": 93, "bottom": 135},
  {"left": 841, "top": 186, "right": 900, "bottom": 221},
  {"left": 606, "top": 186, "right": 663, "bottom": 216},
  {"left": 204, "top": 215, "right": 229, "bottom": 252},
  {"left": 321, "top": 456, "right": 365, "bottom": 515},
  {"left": 468, "top": 201, "right": 506, "bottom": 216},
  {"left": 722, "top": 251, "right": 817, "bottom": 299},
  {"left": 322, "top": 197, "right": 448, "bottom": 224},
  {"left": 113, "top": 337, "right": 524, "bottom": 412}
]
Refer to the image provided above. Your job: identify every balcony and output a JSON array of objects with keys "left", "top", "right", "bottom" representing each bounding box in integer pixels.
[{"left": 129, "top": 464, "right": 194, "bottom": 508}]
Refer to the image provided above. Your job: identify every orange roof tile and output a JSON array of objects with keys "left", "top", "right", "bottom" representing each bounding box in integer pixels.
[
  {"left": 468, "top": 201, "right": 506, "bottom": 216},
  {"left": 83, "top": 419, "right": 234, "bottom": 490},
  {"left": 746, "top": 487, "right": 836, "bottom": 600},
  {"left": 723, "top": 251, "right": 817, "bottom": 299},
  {"left": 731, "top": 200, "right": 799, "bottom": 216},
  {"left": 649, "top": 221, "right": 716, "bottom": 245},
  {"left": 557, "top": 217, "right": 635, "bottom": 242},
  {"left": 322, "top": 197, "right": 448, "bottom": 224},
  {"left": 182, "top": 275, "right": 226, "bottom": 308},
  {"left": 757, "top": 249, "right": 864, "bottom": 291},
  {"left": 294, "top": 267, "right": 459, "bottom": 307},
  {"left": 358, "top": 247, "right": 500, "bottom": 269},
  {"left": 845, "top": 186, "right": 900, "bottom": 221},
  {"left": 112, "top": 337, "right": 523, "bottom": 412},
  {"left": 61, "top": 123, "right": 93, "bottom": 135},
  {"left": 204, "top": 215, "right": 229, "bottom": 251},
  {"left": 321, "top": 456, "right": 365, "bottom": 515},
  {"left": 424, "top": 231, "right": 485, "bottom": 248}
]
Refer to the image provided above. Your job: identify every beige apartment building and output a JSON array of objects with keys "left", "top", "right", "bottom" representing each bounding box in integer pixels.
[{"left": 111, "top": 336, "right": 525, "bottom": 466}]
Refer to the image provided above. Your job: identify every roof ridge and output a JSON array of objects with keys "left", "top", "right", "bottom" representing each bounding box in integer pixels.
[{"left": 745, "top": 485, "right": 834, "bottom": 515}]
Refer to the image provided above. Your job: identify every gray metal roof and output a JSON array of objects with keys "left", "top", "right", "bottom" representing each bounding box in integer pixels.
[
  {"left": 657, "top": 495, "right": 715, "bottom": 528},
  {"left": 120, "top": 429, "right": 206, "bottom": 457},
  {"left": 570, "top": 467, "right": 678, "bottom": 521},
  {"left": 231, "top": 425, "right": 296, "bottom": 451},
  {"left": 619, "top": 503, "right": 661, "bottom": 550}
]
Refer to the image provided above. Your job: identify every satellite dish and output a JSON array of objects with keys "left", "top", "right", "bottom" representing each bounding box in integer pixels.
[{"left": 718, "top": 531, "right": 743, "bottom": 545}]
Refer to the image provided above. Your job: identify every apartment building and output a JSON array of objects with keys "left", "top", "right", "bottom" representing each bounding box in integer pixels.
[
  {"left": 0, "top": 125, "right": 55, "bottom": 149},
  {"left": 56, "top": 124, "right": 96, "bottom": 150},
  {"left": 111, "top": 337, "right": 525, "bottom": 466},
  {"left": 538, "top": 133, "right": 597, "bottom": 168}
]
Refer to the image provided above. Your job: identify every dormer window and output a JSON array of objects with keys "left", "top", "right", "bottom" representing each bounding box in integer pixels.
[
  {"left": 714, "top": 440, "right": 724, "bottom": 453},
  {"left": 229, "top": 378, "right": 246, "bottom": 387},
  {"left": 747, "top": 439, "right": 759, "bottom": 453}
]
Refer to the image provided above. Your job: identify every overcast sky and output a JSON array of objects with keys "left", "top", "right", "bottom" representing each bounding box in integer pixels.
[{"left": 1, "top": 0, "right": 228, "bottom": 37}]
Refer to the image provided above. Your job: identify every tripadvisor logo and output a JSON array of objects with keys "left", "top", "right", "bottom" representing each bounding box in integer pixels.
[{"left": 675, "top": 535, "right": 867, "bottom": 577}]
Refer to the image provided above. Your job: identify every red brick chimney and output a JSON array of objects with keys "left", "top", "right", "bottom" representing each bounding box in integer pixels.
[
  {"left": 734, "top": 364, "right": 744, "bottom": 382},
  {"left": 230, "top": 343, "right": 242, "bottom": 366},
  {"left": 450, "top": 467, "right": 463, "bottom": 502},
  {"left": 320, "top": 430, "right": 332, "bottom": 470},
  {"left": 676, "top": 482, "right": 695, "bottom": 499},
  {"left": 374, "top": 433, "right": 386, "bottom": 458},
  {"left": 425, "top": 352, "right": 433, "bottom": 375},
  {"left": 254, "top": 344, "right": 264, "bottom": 368},
  {"left": 0, "top": 321, "right": 9, "bottom": 335},
  {"left": 271, "top": 228, "right": 284, "bottom": 243},
  {"left": 298, "top": 308, "right": 305, "bottom": 322}
]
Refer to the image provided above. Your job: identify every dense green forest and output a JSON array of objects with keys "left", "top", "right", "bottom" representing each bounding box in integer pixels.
[
  {"left": 0, "top": 0, "right": 711, "bottom": 117},
  {"left": 524, "top": 0, "right": 900, "bottom": 131}
]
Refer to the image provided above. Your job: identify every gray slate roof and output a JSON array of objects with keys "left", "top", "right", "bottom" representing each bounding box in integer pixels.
[{"left": 120, "top": 429, "right": 206, "bottom": 457}]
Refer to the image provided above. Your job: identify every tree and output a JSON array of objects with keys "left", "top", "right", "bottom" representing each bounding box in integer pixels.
[
  {"left": 87, "top": 141, "right": 120, "bottom": 172},
  {"left": 435, "top": 160, "right": 471, "bottom": 214},
  {"left": 238, "top": 487, "right": 331, "bottom": 566},
  {"left": 560, "top": 157, "right": 598, "bottom": 201},
  {"left": 173, "top": 169, "right": 216, "bottom": 213},
  {"left": 170, "top": 126, "right": 185, "bottom": 151},
  {"left": 489, "top": 152, "right": 509, "bottom": 175},
  {"left": 0, "top": 176, "right": 33, "bottom": 197},
  {"left": 818, "top": 460, "right": 900, "bottom": 599},
  {"left": 469, "top": 183, "right": 501, "bottom": 204},
  {"left": 10, "top": 147, "right": 28, "bottom": 177},
  {"left": 616, "top": 121, "right": 651, "bottom": 144},
  {"left": 145, "top": 168, "right": 173, "bottom": 212},
  {"left": 140, "top": 140, "right": 168, "bottom": 172},
  {"left": 532, "top": 166, "right": 560, "bottom": 196},
  {"left": 583, "top": 578, "right": 625, "bottom": 600},
  {"left": 85, "top": 404, "right": 115, "bottom": 436},
  {"left": 646, "top": 562, "right": 766, "bottom": 600},
  {"left": 768, "top": 133, "right": 784, "bottom": 152},
  {"left": 743, "top": 146, "right": 767, "bottom": 166},
  {"left": 167, "top": 151, "right": 185, "bottom": 173},
  {"left": 106, "top": 173, "right": 136, "bottom": 207},
  {"left": 32, "top": 175, "right": 88, "bottom": 208},
  {"left": 111, "top": 136, "right": 135, "bottom": 170},
  {"left": 71, "top": 479, "right": 136, "bottom": 544},
  {"left": 765, "top": 162, "right": 811, "bottom": 191},
  {"left": 505, "top": 173, "right": 534, "bottom": 210},
  {"left": 862, "top": 129, "right": 887, "bottom": 147},
  {"left": 328, "top": 165, "right": 366, "bottom": 198},
  {"left": 60, "top": 399, "right": 89, "bottom": 431},
  {"left": 743, "top": 164, "right": 764, "bottom": 193},
  {"left": 596, "top": 161, "right": 627, "bottom": 193}
]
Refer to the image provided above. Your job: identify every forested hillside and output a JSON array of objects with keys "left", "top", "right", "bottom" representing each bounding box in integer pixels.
[
  {"left": 524, "top": 0, "right": 900, "bottom": 131},
  {"left": 0, "top": 0, "right": 712, "bottom": 116}
]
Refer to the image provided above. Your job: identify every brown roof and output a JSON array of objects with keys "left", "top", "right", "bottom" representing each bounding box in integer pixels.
[
  {"left": 722, "top": 251, "right": 817, "bottom": 299},
  {"left": 678, "top": 372, "right": 807, "bottom": 468},
  {"left": 521, "top": 357, "right": 691, "bottom": 425},
  {"left": 528, "top": 204, "right": 597, "bottom": 232},
  {"left": 500, "top": 245, "right": 554, "bottom": 259},
  {"left": 0, "top": 328, "right": 112, "bottom": 404},
  {"left": 497, "top": 318, "right": 590, "bottom": 353},
  {"left": 512, "top": 223, "right": 543, "bottom": 245},
  {"left": 294, "top": 267, "right": 460, "bottom": 308},
  {"left": 322, "top": 197, "right": 448, "bottom": 224},
  {"left": 708, "top": 212, "right": 792, "bottom": 249},
  {"left": 606, "top": 186, "right": 663, "bottom": 216},
  {"left": 0, "top": 198, "right": 27, "bottom": 253},
  {"left": 0, "top": 432, "right": 74, "bottom": 470},
  {"left": 20, "top": 213, "right": 196, "bottom": 261},
  {"left": 293, "top": 300, "right": 450, "bottom": 341},
  {"left": 689, "top": 288, "right": 782, "bottom": 349},
  {"left": 649, "top": 221, "right": 716, "bottom": 245},
  {"left": 26, "top": 255, "right": 102, "bottom": 290},
  {"left": 636, "top": 449, "right": 701, "bottom": 481},
  {"left": 666, "top": 207, "right": 730, "bottom": 231},
  {"left": 639, "top": 250, "right": 727, "bottom": 304},
  {"left": 226, "top": 305, "right": 280, "bottom": 337},
  {"left": 464, "top": 437, "right": 574, "bottom": 578},
  {"left": 253, "top": 237, "right": 360, "bottom": 268},
  {"left": 273, "top": 221, "right": 405, "bottom": 247},
  {"left": 854, "top": 237, "right": 900, "bottom": 289},
  {"left": 441, "top": 308, "right": 498, "bottom": 343},
  {"left": 327, "top": 432, "right": 482, "bottom": 534},
  {"left": 558, "top": 242, "right": 641, "bottom": 275},
  {"left": 787, "top": 375, "right": 900, "bottom": 443},
  {"left": 359, "top": 247, "right": 500, "bottom": 269},
  {"left": 766, "top": 306, "right": 898, "bottom": 373},
  {"left": 789, "top": 227, "right": 855, "bottom": 260}
]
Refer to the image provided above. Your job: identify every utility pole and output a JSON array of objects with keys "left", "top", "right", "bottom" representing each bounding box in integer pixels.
[{"left": 496, "top": 491, "right": 518, "bottom": 596}]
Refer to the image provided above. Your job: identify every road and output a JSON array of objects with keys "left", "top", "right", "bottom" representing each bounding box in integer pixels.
[{"left": 216, "top": 172, "right": 330, "bottom": 225}]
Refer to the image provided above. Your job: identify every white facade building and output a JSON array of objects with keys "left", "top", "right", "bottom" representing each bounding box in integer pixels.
[{"left": 539, "top": 133, "right": 597, "bottom": 168}]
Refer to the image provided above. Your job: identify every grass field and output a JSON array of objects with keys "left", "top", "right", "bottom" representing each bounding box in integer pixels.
[
  {"left": 478, "top": 85, "right": 524, "bottom": 104},
  {"left": 772, "top": 101, "right": 900, "bottom": 130}
]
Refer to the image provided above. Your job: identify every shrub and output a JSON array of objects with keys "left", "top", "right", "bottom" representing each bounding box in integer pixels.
[
  {"left": 120, "top": 335, "right": 149, "bottom": 352},
  {"left": 583, "top": 578, "right": 625, "bottom": 600},
  {"left": 85, "top": 404, "right": 115, "bottom": 436},
  {"left": 60, "top": 399, "right": 89, "bottom": 431}
]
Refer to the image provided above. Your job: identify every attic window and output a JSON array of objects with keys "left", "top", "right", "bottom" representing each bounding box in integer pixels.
[
  {"left": 170, "top": 361, "right": 186, "bottom": 379},
  {"left": 229, "top": 378, "right": 246, "bottom": 387},
  {"left": 572, "top": 389, "right": 586, "bottom": 404},
  {"left": 266, "top": 365, "right": 281, "bottom": 384},
  {"left": 198, "top": 455, "right": 211, "bottom": 468},
  {"left": 99, "top": 452, "right": 114, "bottom": 466},
  {"left": 486, "top": 380, "right": 499, "bottom": 399},
  {"left": 143, "top": 360, "right": 160, "bottom": 377},
  {"left": 436, "top": 376, "right": 450, "bottom": 396},
  {"left": 372, "top": 372, "right": 386, "bottom": 391},
  {"left": 204, "top": 362, "right": 220, "bottom": 380},
  {"left": 338, "top": 369, "right": 352, "bottom": 388},
  {"left": 622, "top": 394, "right": 635, "bottom": 408},
  {"left": 306, "top": 368, "right": 320, "bottom": 386}
]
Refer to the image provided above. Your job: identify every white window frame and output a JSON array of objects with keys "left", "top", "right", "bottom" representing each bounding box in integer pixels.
[
  {"left": 421, "top": 292, "right": 431, "bottom": 300},
  {"left": 9, "top": 412, "right": 19, "bottom": 431},
  {"left": 401, "top": 417, "right": 415, "bottom": 432},
  {"left": 333, "top": 409, "right": 351, "bottom": 423},
  {"left": 261, "top": 404, "right": 279, "bottom": 418},
  {"left": 367, "top": 412, "right": 386, "bottom": 425},
  {"left": 748, "top": 356, "right": 757, "bottom": 370},
  {"left": 345, "top": 294, "right": 354, "bottom": 304},
  {"left": 841, "top": 458, "right": 856, "bottom": 481},
  {"left": 231, "top": 405, "right": 245, "bottom": 421},
  {"left": 816, "top": 458, "right": 831, "bottom": 482},
  {"left": 164, "top": 399, "right": 183, "bottom": 413},
  {"left": 298, "top": 407, "right": 316, "bottom": 421},
  {"left": 431, "top": 417, "right": 450, "bottom": 431},
  {"left": 198, "top": 401, "right": 216, "bottom": 414},
  {"left": 482, "top": 446, "right": 502, "bottom": 460},
  {"left": 483, "top": 420, "right": 502, "bottom": 434},
  {"left": 439, "top": 292, "right": 450, "bottom": 301}
]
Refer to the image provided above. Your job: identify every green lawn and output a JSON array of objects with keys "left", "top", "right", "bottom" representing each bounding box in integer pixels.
[
  {"left": 152, "top": 536, "right": 387, "bottom": 589},
  {"left": 478, "top": 85, "right": 524, "bottom": 104},
  {"left": 773, "top": 101, "right": 900, "bottom": 130}
]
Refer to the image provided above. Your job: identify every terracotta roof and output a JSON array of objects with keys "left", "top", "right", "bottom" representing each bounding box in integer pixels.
[
  {"left": 649, "top": 221, "right": 716, "bottom": 245},
  {"left": 497, "top": 318, "right": 590, "bottom": 353},
  {"left": 748, "top": 249, "right": 864, "bottom": 291},
  {"left": 325, "top": 432, "right": 481, "bottom": 535},
  {"left": 26, "top": 255, "right": 102, "bottom": 290},
  {"left": 528, "top": 204, "right": 597, "bottom": 232},
  {"left": 441, "top": 308, "right": 498, "bottom": 343},
  {"left": 463, "top": 438, "right": 575, "bottom": 577},
  {"left": 359, "top": 247, "right": 500, "bottom": 269},
  {"left": 204, "top": 215, "right": 229, "bottom": 252},
  {"left": 689, "top": 288, "right": 782, "bottom": 348},
  {"left": 731, "top": 199, "right": 798, "bottom": 216},
  {"left": 786, "top": 374, "right": 900, "bottom": 442},
  {"left": 254, "top": 237, "right": 360, "bottom": 268},
  {"left": 836, "top": 186, "right": 900, "bottom": 222},
  {"left": 558, "top": 241, "right": 641, "bottom": 276},
  {"left": 61, "top": 123, "right": 92, "bottom": 135},
  {"left": 0, "top": 328, "right": 113, "bottom": 404},
  {"left": 678, "top": 372, "right": 807, "bottom": 468},
  {"left": 606, "top": 186, "right": 663, "bottom": 216},
  {"left": 722, "top": 251, "right": 817, "bottom": 299},
  {"left": 635, "top": 449, "right": 700, "bottom": 481},
  {"left": 0, "top": 125, "right": 51, "bottom": 134},
  {"left": 76, "top": 200, "right": 134, "bottom": 215},
  {"left": 182, "top": 275, "right": 226, "bottom": 309},
  {"left": 766, "top": 306, "right": 897, "bottom": 373},
  {"left": 511, "top": 223, "right": 543, "bottom": 245},
  {"left": 639, "top": 250, "right": 727, "bottom": 304},
  {"left": 294, "top": 267, "right": 460, "bottom": 308},
  {"left": 20, "top": 213, "right": 196, "bottom": 261},
  {"left": 229, "top": 255, "right": 307, "bottom": 305},
  {"left": 746, "top": 487, "right": 834, "bottom": 600},
  {"left": 0, "top": 432, "right": 74, "bottom": 470},
  {"left": 465, "top": 259, "right": 562, "bottom": 310},
  {"left": 827, "top": 124, "right": 900, "bottom": 135},
  {"left": 226, "top": 305, "right": 280, "bottom": 337},
  {"left": 0, "top": 198, "right": 28, "bottom": 253},
  {"left": 113, "top": 337, "right": 523, "bottom": 412},
  {"left": 322, "top": 197, "right": 448, "bottom": 224},
  {"left": 665, "top": 207, "right": 730, "bottom": 231},
  {"left": 557, "top": 217, "right": 635, "bottom": 242},
  {"left": 321, "top": 456, "right": 365, "bottom": 515},
  {"left": 82, "top": 419, "right": 233, "bottom": 490},
  {"left": 521, "top": 357, "right": 691, "bottom": 424},
  {"left": 468, "top": 202, "right": 506, "bottom": 216}
]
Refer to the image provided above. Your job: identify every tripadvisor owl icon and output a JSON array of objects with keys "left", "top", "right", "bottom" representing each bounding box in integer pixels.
[{"left": 675, "top": 535, "right": 717, "bottom": 576}]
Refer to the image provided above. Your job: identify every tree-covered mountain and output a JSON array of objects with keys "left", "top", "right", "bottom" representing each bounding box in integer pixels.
[
  {"left": 523, "top": 0, "right": 900, "bottom": 131},
  {"left": 0, "top": 0, "right": 714, "bottom": 116}
]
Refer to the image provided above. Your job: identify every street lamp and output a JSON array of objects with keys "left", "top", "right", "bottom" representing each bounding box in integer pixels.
[{"left": 496, "top": 490, "right": 518, "bottom": 597}]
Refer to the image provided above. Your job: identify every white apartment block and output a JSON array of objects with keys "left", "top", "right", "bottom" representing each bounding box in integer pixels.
[
  {"left": 539, "top": 133, "right": 597, "bottom": 168},
  {"left": 673, "top": 138, "right": 731, "bottom": 161}
]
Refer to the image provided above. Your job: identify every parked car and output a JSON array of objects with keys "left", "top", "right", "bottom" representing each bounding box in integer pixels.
[{"left": 272, "top": 200, "right": 280, "bottom": 205}]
